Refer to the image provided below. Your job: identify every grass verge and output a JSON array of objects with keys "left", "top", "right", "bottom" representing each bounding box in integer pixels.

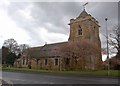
[{"left": 2, "top": 67, "right": 120, "bottom": 77}]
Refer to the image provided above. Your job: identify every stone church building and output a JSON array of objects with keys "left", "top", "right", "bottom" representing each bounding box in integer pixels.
[{"left": 14, "top": 9, "right": 102, "bottom": 70}]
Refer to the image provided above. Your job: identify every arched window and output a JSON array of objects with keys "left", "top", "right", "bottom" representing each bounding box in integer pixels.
[
  {"left": 36, "top": 59, "right": 39, "bottom": 65},
  {"left": 78, "top": 25, "right": 82, "bottom": 35},
  {"left": 65, "top": 58, "right": 70, "bottom": 65}
]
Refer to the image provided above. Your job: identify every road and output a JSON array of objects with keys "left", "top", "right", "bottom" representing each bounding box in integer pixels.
[{"left": 1, "top": 71, "right": 119, "bottom": 85}]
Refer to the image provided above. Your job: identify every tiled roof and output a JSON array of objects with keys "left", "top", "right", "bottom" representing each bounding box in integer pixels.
[{"left": 27, "top": 42, "right": 68, "bottom": 59}]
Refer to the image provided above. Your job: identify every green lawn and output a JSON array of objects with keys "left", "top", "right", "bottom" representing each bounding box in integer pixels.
[{"left": 2, "top": 67, "right": 120, "bottom": 77}]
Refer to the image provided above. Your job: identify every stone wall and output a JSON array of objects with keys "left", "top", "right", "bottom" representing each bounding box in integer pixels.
[{"left": 30, "top": 57, "right": 60, "bottom": 70}]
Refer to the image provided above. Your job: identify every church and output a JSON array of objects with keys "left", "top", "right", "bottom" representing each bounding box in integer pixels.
[{"left": 14, "top": 8, "right": 102, "bottom": 70}]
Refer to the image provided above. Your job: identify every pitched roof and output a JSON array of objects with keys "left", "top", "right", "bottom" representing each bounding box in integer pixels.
[
  {"left": 27, "top": 42, "right": 68, "bottom": 59},
  {"left": 77, "top": 9, "right": 89, "bottom": 19}
]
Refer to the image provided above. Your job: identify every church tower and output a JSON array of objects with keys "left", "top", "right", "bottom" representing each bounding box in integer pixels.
[
  {"left": 68, "top": 9, "right": 102, "bottom": 69},
  {"left": 68, "top": 9, "right": 100, "bottom": 43}
]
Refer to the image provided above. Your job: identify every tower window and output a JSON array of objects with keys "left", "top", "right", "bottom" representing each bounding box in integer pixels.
[{"left": 78, "top": 25, "right": 82, "bottom": 35}]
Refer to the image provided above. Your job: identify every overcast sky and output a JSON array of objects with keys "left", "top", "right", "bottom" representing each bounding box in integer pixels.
[{"left": 0, "top": 0, "right": 119, "bottom": 61}]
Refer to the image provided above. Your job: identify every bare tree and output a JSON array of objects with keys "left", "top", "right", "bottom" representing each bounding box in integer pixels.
[
  {"left": 3, "top": 38, "right": 18, "bottom": 53},
  {"left": 18, "top": 44, "right": 29, "bottom": 54},
  {"left": 2, "top": 38, "right": 18, "bottom": 66},
  {"left": 109, "top": 26, "right": 120, "bottom": 58}
]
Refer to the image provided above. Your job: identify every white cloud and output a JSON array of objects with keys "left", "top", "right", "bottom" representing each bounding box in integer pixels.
[
  {"left": 38, "top": 27, "right": 68, "bottom": 43},
  {"left": 0, "top": 0, "right": 10, "bottom": 8},
  {"left": 0, "top": 1, "right": 118, "bottom": 61},
  {"left": 0, "top": 3, "right": 31, "bottom": 47},
  {"left": 27, "top": 26, "right": 68, "bottom": 47},
  {"left": 18, "top": 4, "right": 34, "bottom": 21},
  {"left": 7, "top": 0, "right": 119, "bottom": 2},
  {"left": 99, "top": 33, "right": 106, "bottom": 48},
  {"left": 102, "top": 54, "right": 116, "bottom": 61}
]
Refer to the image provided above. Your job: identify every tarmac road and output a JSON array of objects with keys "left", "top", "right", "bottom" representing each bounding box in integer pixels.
[{"left": 2, "top": 71, "right": 119, "bottom": 85}]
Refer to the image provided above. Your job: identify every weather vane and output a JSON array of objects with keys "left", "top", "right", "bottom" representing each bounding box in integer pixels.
[{"left": 83, "top": 2, "right": 88, "bottom": 10}]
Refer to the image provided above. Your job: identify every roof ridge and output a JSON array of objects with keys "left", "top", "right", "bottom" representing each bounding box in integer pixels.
[
  {"left": 29, "top": 41, "right": 68, "bottom": 49},
  {"left": 77, "top": 9, "right": 89, "bottom": 19},
  {"left": 44, "top": 41, "right": 68, "bottom": 46}
]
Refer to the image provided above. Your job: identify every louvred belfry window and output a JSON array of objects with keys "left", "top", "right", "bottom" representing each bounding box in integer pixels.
[{"left": 78, "top": 25, "right": 82, "bottom": 35}]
